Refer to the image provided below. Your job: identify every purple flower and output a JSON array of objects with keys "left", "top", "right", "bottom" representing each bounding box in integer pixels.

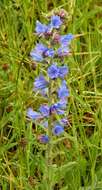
[
  {"left": 35, "top": 20, "right": 48, "bottom": 34},
  {"left": 51, "top": 15, "right": 62, "bottom": 29},
  {"left": 52, "top": 124, "right": 64, "bottom": 136},
  {"left": 58, "top": 80, "right": 69, "bottom": 99},
  {"left": 38, "top": 135, "right": 49, "bottom": 143},
  {"left": 30, "top": 50, "right": 43, "bottom": 62},
  {"left": 27, "top": 108, "right": 42, "bottom": 119},
  {"left": 60, "top": 34, "right": 74, "bottom": 46},
  {"left": 34, "top": 75, "right": 48, "bottom": 90},
  {"left": 47, "top": 64, "right": 59, "bottom": 79},
  {"left": 58, "top": 66, "right": 68, "bottom": 78},
  {"left": 57, "top": 46, "right": 70, "bottom": 56},
  {"left": 44, "top": 48, "right": 55, "bottom": 57},
  {"left": 39, "top": 105, "right": 50, "bottom": 117}
]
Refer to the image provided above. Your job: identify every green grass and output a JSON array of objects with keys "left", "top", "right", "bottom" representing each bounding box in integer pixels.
[{"left": 0, "top": 0, "right": 102, "bottom": 189}]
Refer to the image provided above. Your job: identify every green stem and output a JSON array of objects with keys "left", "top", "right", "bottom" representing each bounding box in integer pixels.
[{"left": 46, "top": 79, "right": 53, "bottom": 190}]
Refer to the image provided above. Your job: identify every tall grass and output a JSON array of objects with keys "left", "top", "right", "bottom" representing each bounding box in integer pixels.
[{"left": 0, "top": 0, "right": 102, "bottom": 189}]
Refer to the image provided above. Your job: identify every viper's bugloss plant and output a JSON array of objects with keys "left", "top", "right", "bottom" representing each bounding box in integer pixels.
[
  {"left": 27, "top": 10, "right": 74, "bottom": 189},
  {"left": 27, "top": 13, "right": 74, "bottom": 141}
]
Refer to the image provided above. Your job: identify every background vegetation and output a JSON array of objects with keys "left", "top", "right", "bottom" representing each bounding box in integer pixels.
[{"left": 0, "top": 0, "right": 102, "bottom": 189}]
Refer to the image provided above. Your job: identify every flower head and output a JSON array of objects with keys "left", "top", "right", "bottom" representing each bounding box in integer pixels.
[
  {"left": 34, "top": 75, "right": 48, "bottom": 90},
  {"left": 52, "top": 124, "right": 64, "bottom": 136},
  {"left": 58, "top": 80, "right": 69, "bottom": 99},
  {"left": 27, "top": 108, "right": 42, "bottom": 120},
  {"left": 47, "top": 64, "right": 59, "bottom": 79},
  {"left": 51, "top": 15, "right": 62, "bottom": 29}
]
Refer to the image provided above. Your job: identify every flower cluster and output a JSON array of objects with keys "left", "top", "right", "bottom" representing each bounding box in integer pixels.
[{"left": 27, "top": 13, "right": 74, "bottom": 143}]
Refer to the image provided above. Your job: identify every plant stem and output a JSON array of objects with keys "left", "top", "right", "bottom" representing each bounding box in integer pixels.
[{"left": 46, "top": 78, "right": 53, "bottom": 190}]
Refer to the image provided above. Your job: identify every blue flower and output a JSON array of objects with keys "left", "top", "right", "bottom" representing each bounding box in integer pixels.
[
  {"left": 45, "top": 48, "right": 55, "bottom": 57},
  {"left": 27, "top": 108, "right": 42, "bottom": 119},
  {"left": 30, "top": 43, "right": 48, "bottom": 62},
  {"left": 58, "top": 66, "right": 68, "bottom": 78},
  {"left": 51, "top": 15, "right": 62, "bottom": 29},
  {"left": 35, "top": 20, "right": 48, "bottom": 34},
  {"left": 34, "top": 75, "right": 48, "bottom": 90},
  {"left": 47, "top": 64, "right": 59, "bottom": 79},
  {"left": 48, "top": 64, "right": 68, "bottom": 79},
  {"left": 57, "top": 46, "right": 70, "bottom": 56},
  {"left": 50, "top": 102, "right": 65, "bottom": 115},
  {"left": 52, "top": 124, "right": 64, "bottom": 136},
  {"left": 30, "top": 50, "right": 43, "bottom": 62},
  {"left": 35, "top": 43, "right": 47, "bottom": 54},
  {"left": 60, "top": 34, "right": 74, "bottom": 46},
  {"left": 38, "top": 135, "right": 49, "bottom": 143},
  {"left": 58, "top": 80, "right": 69, "bottom": 99},
  {"left": 39, "top": 105, "right": 50, "bottom": 117}
]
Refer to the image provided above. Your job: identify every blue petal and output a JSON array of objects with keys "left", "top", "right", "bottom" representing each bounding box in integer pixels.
[
  {"left": 58, "top": 66, "right": 69, "bottom": 78},
  {"left": 51, "top": 15, "right": 62, "bottom": 29},
  {"left": 60, "top": 34, "right": 74, "bottom": 46},
  {"left": 58, "top": 80, "right": 69, "bottom": 99},
  {"left": 39, "top": 105, "right": 50, "bottom": 117},
  {"left": 57, "top": 46, "right": 70, "bottom": 56},
  {"left": 45, "top": 48, "right": 55, "bottom": 57},
  {"left": 27, "top": 108, "right": 42, "bottom": 119},
  {"left": 52, "top": 124, "right": 64, "bottom": 136},
  {"left": 35, "top": 43, "right": 48, "bottom": 53},
  {"left": 50, "top": 102, "right": 65, "bottom": 115},
  {"left": 38, "top": 135, "right": 49, "bottom": 143},
  {"left": 34, "top": 75, "right": 48, "bottom": 90},
  {"left": 56, "top": 99, "right": 67, "bottom": 109},
  {"left": 47, "top": 64, "right": 59, "bottom": 79},
  {"left": 35, "top": 20, "right": 48, "bottom": 34},
  {"left": 30, "top": 50, "right": 43, "bottom": 62}
]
